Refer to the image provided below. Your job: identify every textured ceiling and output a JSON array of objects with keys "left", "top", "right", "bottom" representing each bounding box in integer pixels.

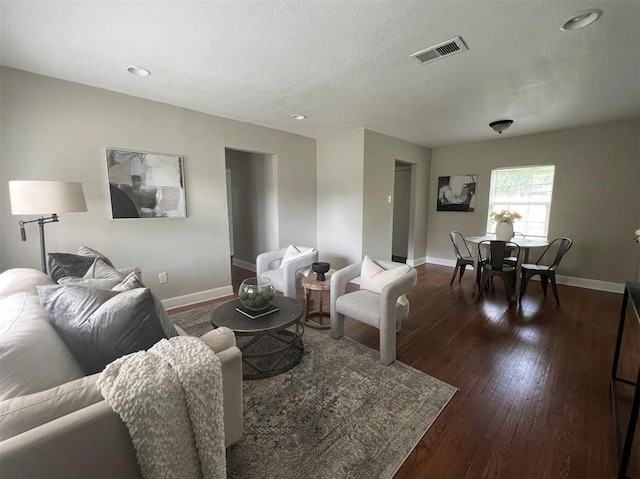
[{"left": 1, "top": 1, "right": 639, "bottom": 147}]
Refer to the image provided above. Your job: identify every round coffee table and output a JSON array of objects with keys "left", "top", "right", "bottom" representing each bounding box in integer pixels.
[{"left": 211, "top": 296, "right": 304, "bottom": 380}]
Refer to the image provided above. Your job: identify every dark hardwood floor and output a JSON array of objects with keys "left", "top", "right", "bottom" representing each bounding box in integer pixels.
[{"left": 171, "top": 263, "right": 638, "bottom": 478}]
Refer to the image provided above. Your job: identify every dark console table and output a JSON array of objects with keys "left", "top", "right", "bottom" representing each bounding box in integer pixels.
[{"left": 611, "top": 280, "right": 640, "bottom": 479}]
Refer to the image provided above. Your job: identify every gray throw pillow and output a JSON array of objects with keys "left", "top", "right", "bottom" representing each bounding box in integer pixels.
[
  {"left": 57, "top": 277, "right": 123, "bottom": 289},
  {"left": 37, "top": 285, "right": 177, "bottom": 375},
  {"left": 47, "top": 253, "right": 95, "bottom": 282},
  {"left": 83, "top": 259, "right": 126, "bottom": 281},
  {"left": 111, "top": 271, "right": 145, "bottom": 292},
  {"left": 76, "top": 245, "right": 115, "bottom": 268}
]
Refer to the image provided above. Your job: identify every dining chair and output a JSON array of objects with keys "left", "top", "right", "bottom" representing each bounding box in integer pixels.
[
  {"left": 477, "top": 240, "right": 520, "bottom": 304},
  {"left": 519, "top": 237, "right": 573, "bottom": 305},
  {"left": 449, "top": 231, "right": 475, "bottom": 286},
  {"left": 504, "top": 232, "right": 525, "bottom": 266}
]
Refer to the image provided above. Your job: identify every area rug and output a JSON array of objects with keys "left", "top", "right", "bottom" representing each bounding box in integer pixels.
[{"left": 171, "top": 304, "right": 457, "bottom": 479}]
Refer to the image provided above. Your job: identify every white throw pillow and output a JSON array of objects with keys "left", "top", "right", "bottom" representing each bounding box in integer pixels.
[
  {"left": 280, "top": 245, "right": 302, "bottom": 268},
  {"left": 279, "top": 245, "right": 313, "bottom": 277},
  {"left": 360, "top": 256, "right": 409, "bottom": 306}
]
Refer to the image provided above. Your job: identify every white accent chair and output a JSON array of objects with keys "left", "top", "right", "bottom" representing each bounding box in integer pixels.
[
  {"left": 256, "top": 246, "right": 318, "bottom": 298},
  {"left": 330, "top": 259, "right": 417, "bottom": 365}
]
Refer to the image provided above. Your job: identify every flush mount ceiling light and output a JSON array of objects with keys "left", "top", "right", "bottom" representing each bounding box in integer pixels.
[
  {"left": 489, "top": 120, "right": 513, "bottom": 134},
  {"left": 291, "top": 114, "right": 306, "bottom": 120},
  {"left": 561, "top": 8, "right": 603, "bottom": 31},
  {"left": 126, "top": 65, "right": 151, "bottom": 77}
]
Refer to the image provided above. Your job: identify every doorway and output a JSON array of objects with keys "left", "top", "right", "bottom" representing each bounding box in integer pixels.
[
  {"left": 225, "top": 148, "right": 278, "bottom": 276},
  {"left": 392, "top": 161, "right": 412, "bottom": 263}
]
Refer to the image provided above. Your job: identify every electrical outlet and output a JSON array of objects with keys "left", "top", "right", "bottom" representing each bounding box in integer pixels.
[{"left": 159, "top": 272, "right": 168, "bottom": 284}]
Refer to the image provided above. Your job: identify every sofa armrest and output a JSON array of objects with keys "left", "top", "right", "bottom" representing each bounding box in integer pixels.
[
  {"left": 199, "top": 326, "right": 237, "bottom": 353},
  {"left": 0, "top": 344, "right": 244, "bottom": 479},
  {"left": 0, "top": 401, "right": 143, "bottom": 479}
]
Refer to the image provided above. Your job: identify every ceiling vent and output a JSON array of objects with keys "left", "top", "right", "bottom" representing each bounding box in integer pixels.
[{"left": 410, "top": 36, "right": 468, "bottom": 65}]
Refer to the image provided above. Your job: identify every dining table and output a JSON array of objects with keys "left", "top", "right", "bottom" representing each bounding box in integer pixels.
[{"left": 464, "top": 235, "right": 549, "bottom": 303}]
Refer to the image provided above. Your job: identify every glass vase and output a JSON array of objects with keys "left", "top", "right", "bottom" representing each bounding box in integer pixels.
[{"left": 238, "top": 277, "right": 275, "bottom": 311}]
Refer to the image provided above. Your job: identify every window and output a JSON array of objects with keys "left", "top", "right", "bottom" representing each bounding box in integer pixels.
[{"left": 486, "top": 165, "right": 555, "bottom": 239}]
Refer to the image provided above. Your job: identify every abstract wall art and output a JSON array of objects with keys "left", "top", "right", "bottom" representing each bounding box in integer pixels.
[{"left": 106, "top": 148, "right": 186, "bottom": 219}]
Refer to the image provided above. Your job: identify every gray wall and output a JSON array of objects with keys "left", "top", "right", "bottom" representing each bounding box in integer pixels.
[
  {"left": 427, "top": 118, "right": 640, "bottom": 284},
  {"left": 0, "top": 67, "right": 317, "bottom": 300},
  {"left": 316, "top": 128, "right": 431, "bottom": 269},
  {"left": 363, "top": 129, "right": 430, "bottom": 265},
  {"left": 316, "top": 128, "right": 365, "bottom": 268}
]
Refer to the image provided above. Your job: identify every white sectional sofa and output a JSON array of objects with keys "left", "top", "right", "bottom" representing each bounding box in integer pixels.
[{"left": 0, "top": 268, "right": 242, "bottom": 479}]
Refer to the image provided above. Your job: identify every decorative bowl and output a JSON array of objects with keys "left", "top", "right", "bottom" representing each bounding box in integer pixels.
[
  {"left": 312, "top": 262, "right": 330, "bottom": 281},
  {"left": 238, "top": 277, "right": 275, "bottom": 311}
]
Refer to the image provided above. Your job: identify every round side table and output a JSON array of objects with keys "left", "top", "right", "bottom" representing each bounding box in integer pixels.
[{"left": 302, "top": 274, "right": 332, "bottom": 330}]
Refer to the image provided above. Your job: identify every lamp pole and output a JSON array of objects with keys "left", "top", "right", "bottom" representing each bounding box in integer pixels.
[{"left": 19, "top": 214, "right": 59, "bottom": 274}]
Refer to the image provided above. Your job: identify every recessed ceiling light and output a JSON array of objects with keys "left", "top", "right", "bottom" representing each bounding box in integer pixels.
[
  {"left": 561, "top": 8, "right": 603, "bottom": 31},
  {"left": 291, "top": 114, "right": 306, "bottom": 120},
  {"left": 126, "top": 65, "right": 151, "bottom": 77}
]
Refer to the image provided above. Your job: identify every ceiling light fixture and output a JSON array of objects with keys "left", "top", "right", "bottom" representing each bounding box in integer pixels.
[
  {"left": 561, "top": 8, "right": 603, "bottom": 31},
  {"left": 126, "top": 65, "right": 151, "bottom": 77},
  {"left": 291, "top": 114, "right": 306, "bottom": 120},
  {"left": 489, "top": 120, "right": 513, "bottom": 134}
]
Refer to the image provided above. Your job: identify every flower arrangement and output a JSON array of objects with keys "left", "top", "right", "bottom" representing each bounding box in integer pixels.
[
  {"left": 490, "top": 209, "right": 522, "bottom": 224},
  {"left": 635, "top": 229, "right": 640, "bottom": 243}
]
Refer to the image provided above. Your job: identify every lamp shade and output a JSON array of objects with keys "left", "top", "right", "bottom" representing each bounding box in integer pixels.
[{"left": 9, "top": 181, "right": 87, "bottom": 215}]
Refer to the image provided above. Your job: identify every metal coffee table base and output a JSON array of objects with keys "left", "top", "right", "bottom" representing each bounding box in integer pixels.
[{"left": 236, "top": 322, "right": 304, "bottom": 380}]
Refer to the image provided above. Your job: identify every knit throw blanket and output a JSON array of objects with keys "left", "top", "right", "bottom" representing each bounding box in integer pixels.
[{"left": 97, "top": 336, "right": 226, "bottom": 479}]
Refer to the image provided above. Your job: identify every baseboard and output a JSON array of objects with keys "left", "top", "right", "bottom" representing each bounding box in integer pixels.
[
  {"left": 407, "top": 256, "right": 427, "bottom": 267},
  {"left": 232, "top": 258, "right": 256, "bottom": 272},
  {"left": 426, "top": 256, "right": 456, "bottom": 268},
  {"left": 426, "top": 257, "right": 624, "bottom": 294},
  {"left": 553, "top": 274, "right": 624, "bottom": 294},
  {"left": 162, "top": 285, "right": 234, "bottom": 310}
]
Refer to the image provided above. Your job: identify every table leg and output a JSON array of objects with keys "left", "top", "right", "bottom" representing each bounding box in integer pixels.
[
  {"left": 303, "top": 288, "right": 331, "bottom": 330},
  {"left": 472, "top": 242, "right": 480, "bottom": 296},
  {"left": 303, "top": 286, "right": 311, "bottom": 318},
  {"left": 515, "top": 248, "right": 525, "bottom": 304}
]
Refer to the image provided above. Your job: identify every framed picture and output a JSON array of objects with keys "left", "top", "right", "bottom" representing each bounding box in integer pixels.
[
  {"left": 106, "top": 148, "right": 186, "bottom": 219},
  {"left": 437, "top": 174, "right": 477, "bottom": 212}
]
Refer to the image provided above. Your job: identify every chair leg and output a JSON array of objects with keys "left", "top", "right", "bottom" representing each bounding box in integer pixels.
[
  {"left": 477, "top": 273, "right": 489, "bottom": 300},
  {"left": 380, "top": 324, "right": 396, "bottom": 365},
  {"left": 330, "top": 312, "right": 345, "bottom": 339},
  {"left": 520, "top": 272, "right": 531, "bottom": 300},
  {"left": 540, "top": 276, "right": 549, "bottom": 297},
  {"left": 549, "top": 272, "right": 560, "bottom": 305},
  {"left": 504, "top": 277, "right": 513, "bottom": 304},
  {"left": 450, "top": 264, "right": 459, "bottom": 286},
  {"left": 459, "top": 264, "right": 467, "bottom": 281}
]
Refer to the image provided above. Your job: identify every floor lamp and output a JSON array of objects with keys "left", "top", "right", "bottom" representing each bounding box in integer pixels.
[{"left": 8, "top": 181, "right": 88, "bottom": 274}]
